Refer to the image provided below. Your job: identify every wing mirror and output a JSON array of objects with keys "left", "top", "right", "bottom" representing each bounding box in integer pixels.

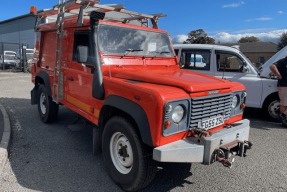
[
  {"left": 240, "top": 61, "right": 249, "bottom": 73},
  {"left": 243, "top": 66, "right": 248, "bottom": 73},
  {"left": 240, "top": 65, "right": 248, "bottom": 73}
]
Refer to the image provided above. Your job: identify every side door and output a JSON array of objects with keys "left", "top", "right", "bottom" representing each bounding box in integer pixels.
[
  {"left": 178, "top": 48, "right": 213, "bottom": 75},
  {"left": 64, "top": 30, "right": 96, "bottom": 116},
  {"left": 214, "top": 51, "right": 263, "bottom": 108}
]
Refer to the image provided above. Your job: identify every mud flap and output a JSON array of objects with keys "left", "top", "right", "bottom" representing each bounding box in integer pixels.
[{"left": 31, "top": 87, "right": 37, "bottom": 105}]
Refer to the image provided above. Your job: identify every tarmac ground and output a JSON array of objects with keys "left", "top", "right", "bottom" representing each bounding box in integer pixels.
[
  {"left": 1, "top": 72, "right": 287, "bottom": 192},
  {"left": 0, "top": 102, "right": 11, "bottom": 174}
]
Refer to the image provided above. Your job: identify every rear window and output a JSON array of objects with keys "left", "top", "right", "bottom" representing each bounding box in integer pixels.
[{"left": 179, "top": 49, "right": 211, "bottom": 71}]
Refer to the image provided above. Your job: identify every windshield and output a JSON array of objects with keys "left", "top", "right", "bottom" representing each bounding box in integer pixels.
[
  {"left": 238, "top": 50, "right": 259, "bottom": 73},
  {"left": 4, "top": 54, "right": 16, "bottom": 60},
  {"left": 98, "top": 24, "right": 174, "bottom": 57}
]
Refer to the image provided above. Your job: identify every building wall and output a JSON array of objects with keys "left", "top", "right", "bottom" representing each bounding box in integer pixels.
[
  {"left": 0, "top": 15, "right": 36, "bottom": 52},
  {"left": 244, "top": 52, "right": 276, "bottom": 67},
  {"left": 224, "top": 42, "right": 278, "bottom": 68}
]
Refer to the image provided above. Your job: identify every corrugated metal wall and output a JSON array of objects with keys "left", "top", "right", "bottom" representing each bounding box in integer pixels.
[{"left": 0, "top": 15, "right": 36, "bottom": 52}]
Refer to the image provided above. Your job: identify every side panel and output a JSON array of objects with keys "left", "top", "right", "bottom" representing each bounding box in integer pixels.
[
  {"left": 33, "top": 31, "right": 56, "bottom": 101},
  {"left": 41, "top": 31, "right": 56, "bottom": 70},
  {"left": 215, "top": 73, "right": 263, "bottom": 108},
  {"left": 260, "top": 78, "right": 278, "bottom": 108}
]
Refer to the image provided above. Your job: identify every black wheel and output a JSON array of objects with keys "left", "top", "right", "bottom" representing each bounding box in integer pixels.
[
  {"left": 263, "top": 95, "right": 280, "bottom": 121},
  {"left": 37, "top": 85, "right": 59, "bottom": 123},
  {"left": 93, "top": 127, "right": 102, "bottom": 155},
  {"left": 102, "top": 116, "right": 157, "bottom": 191}
]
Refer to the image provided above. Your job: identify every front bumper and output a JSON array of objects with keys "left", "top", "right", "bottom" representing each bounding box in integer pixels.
[{"left": 153, "top": 119, "right": 250, "bottom": 165}]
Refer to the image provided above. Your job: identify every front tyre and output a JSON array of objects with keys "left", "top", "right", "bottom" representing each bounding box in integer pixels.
[
  {"left": 264, "top": 96, "right": 280, "bottom": 121},
  {"left": 37, "top": 85, "right": 59, "bottom": 123},
  {"left": 102, "top": 116, "right": 157, "bottom": 192}
]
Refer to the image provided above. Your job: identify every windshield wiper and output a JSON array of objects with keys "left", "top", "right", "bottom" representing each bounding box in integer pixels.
[
  {"left": 150, "top": 51, "right": 170, "bottom": 58},
  {"left": 124, "top": 49, "right": 143, "bottom": 56}
]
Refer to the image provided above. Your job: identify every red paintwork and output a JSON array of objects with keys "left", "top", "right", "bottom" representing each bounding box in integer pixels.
[{"left": 32, "top": 15, "right": 246, "bottom": 147}]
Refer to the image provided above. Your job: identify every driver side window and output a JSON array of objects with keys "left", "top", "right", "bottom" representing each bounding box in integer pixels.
[
  {"left": 216, "top": 52, "right": 246, "bottom": 72},
  {"left": 72, "top": 31, "right": 90, "bottom": 62}
]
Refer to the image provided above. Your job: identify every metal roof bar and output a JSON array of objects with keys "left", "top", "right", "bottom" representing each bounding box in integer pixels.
[{"left": 36, "top": 0, "right": 165, "bottom": 28}]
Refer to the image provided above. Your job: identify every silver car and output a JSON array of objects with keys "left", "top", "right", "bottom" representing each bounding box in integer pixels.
[{"left": 174, "top": 44, "right": 287, "bottom": 121}]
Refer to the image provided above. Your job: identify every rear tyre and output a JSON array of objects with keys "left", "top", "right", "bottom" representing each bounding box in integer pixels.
[
  {"left": 37, "top": 85, "right": 59, "bottom": 123},
  {"left": 263, "top": 95, "right": 280, "bottom": 121},
  {"left": 102, "top": 116, "right": 157, "bottom": 192}
]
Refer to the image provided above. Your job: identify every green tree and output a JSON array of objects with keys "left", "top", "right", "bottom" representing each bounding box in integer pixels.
[
  {"left": 237, "top": 36, "right": 259, "bottom": 43},
  {"left": 184, "top": 29, "right": 215, "bottom": 44},
  {"left": 277, "top": 32, "right": 287, "bottom": 51}
]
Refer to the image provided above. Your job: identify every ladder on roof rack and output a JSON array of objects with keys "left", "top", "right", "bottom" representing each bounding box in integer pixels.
[
  {"left": 52, "top": 0, "right": 67, "bottom": 102},
  {"left": 38, "top": 0, "right": 165, "bottom": 29}
]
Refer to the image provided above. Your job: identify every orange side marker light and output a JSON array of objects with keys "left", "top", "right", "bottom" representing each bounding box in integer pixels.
[{"left": 30, "top": 6, "right": 37, "bottom": 15}]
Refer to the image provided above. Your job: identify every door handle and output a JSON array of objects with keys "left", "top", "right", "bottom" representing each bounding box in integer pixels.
[{"left": 67, "top": 76, "right": 74, "bottom": 81}]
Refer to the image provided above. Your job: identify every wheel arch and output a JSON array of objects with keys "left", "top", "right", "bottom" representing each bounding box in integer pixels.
[
  {"left": 99, "top": 95, "right": 153, "bottom": 147},
  {"left": 35, "top": 71, "right": 52, "bottom": 96},
  {"left": 31, "top": 71, "right": 52, "bottom": 105}
]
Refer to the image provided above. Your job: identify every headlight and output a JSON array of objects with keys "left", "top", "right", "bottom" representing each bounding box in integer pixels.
[
  {"left": 163, "top": 100, "right": 189, "bottom": 136},
  {"left": 171, "top": 105, "right": 184, "bottom": 123},
  {"left": 230, "top": 91, "right": 245, "bottom": 117},
  {"left": 231, "top": 95, "right": 239, "bottom": 108}
]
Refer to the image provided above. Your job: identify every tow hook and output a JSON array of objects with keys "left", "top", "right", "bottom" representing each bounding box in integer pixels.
[
  {"left": 214, "top": 149, "right": 234, "bottom": 168},
  {"left": 214, "top": 140, "right": 253, "bottom": 168}
]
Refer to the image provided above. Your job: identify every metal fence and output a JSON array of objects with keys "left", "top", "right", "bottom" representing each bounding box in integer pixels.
[{"left": 0, "top": 42, "right": 31, "bottom": 72}]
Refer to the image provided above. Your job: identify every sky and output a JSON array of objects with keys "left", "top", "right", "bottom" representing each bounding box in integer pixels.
[{"left": 0, "top": 0, "right": 286, "bottom": 44}]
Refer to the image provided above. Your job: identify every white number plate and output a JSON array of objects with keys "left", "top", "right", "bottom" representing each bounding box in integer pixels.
[{"left": 198, "top": 116, "right": 224, "bottom": 130}]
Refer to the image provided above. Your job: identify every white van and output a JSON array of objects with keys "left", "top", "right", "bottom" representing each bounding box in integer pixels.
[
  {"left": 174, "top": 44, "right": 287, "bottom": 121},
  {"left": 189, "top": 54, "right": 207, "bottom": 68},
  {"left": 16, "top": 48, "right": 34, "bottom": 61},
  {"left": 0, "top": 51, "right": 18, "bottom": 69}
]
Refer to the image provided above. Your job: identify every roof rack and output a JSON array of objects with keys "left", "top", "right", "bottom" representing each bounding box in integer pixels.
[{"left": 35, "top": 0, "right": 166, "bottom": 29}]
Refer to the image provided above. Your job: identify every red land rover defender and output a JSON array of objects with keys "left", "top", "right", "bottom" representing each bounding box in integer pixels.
[{"left": 30, "top": 1, "right": 251, "bottom": 191}]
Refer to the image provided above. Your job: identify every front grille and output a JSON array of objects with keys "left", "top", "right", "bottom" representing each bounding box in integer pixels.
[{"left": 189, "top": 93, "right": 232, "bottom": 129}]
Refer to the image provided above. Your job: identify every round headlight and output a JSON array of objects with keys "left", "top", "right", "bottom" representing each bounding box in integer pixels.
[
  {"left": 171, "top": 105, "right": 185, "bottom": 123},
  {"left": 232, "top": 95, "right": 239, "bottom": 108}
]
